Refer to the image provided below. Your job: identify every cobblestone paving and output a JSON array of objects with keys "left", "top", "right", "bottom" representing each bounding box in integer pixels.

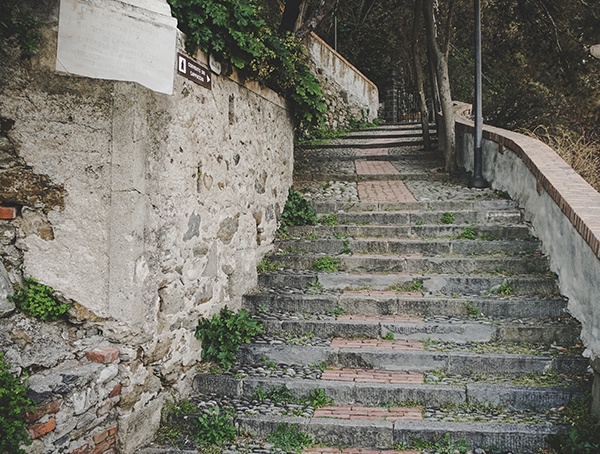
[{"left": 357, "top": 181, "right": 417, "bottom": 203}]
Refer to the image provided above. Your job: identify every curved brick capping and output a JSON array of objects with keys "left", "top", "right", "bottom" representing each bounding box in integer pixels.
[{"left": 454, "top": 112, "right": 600, "bottom": 410}]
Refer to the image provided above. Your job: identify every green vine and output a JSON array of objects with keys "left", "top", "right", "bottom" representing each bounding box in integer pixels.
[
  {"left": 168, "top": 0, "right": 327, "bottom": 134},
  {"left": 10, "top": 278, "right": 70, "bottom": 321},
  {"left": 0, "top": 353, "right": 34, "bottom": 454}
]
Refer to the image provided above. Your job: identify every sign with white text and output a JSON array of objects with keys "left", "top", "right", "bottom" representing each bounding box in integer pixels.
[{"left": 177, "top": 53, "right": 212, "bottom": 89}]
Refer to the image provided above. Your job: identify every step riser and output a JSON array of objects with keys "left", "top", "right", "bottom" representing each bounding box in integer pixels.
[
  {"left": 239, "top": 345, "right": 588, "bottom": 376},
  {"left": 261, "top": 320, "right": 580, "bottom": 345},
  {"left": 193, "top": 375, "right": 582, "bottom": 412},
  {"left": 278, "top": 239, "right": 540, "bottom": 256},
  {"left": 237, "top": 416, "right": 557, "bottom": 454},
  {"left": 334, "top": 211, "right": 522, "bottom": 226},
  {"left": 268, "top": 255, "right": 549, "bottom": 275},
  {"left": 244, "top": 294, "right": 569, "bottom": 319},
  {"left": 296, "top": 173, "right": 448, "bottom": 182},
  {"left": 312, "top": 199, "right": 518, "bottom": 213},
  {"left": 302, "top": 140, "right": 429, "bottom": 150},
  {"left": 288, "top": 225, "right": 532, "bottom": 240}
]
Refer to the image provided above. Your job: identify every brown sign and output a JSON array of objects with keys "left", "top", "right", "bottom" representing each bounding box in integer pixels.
[{"left": 177, "top": 53, "right": 211, "bottom": 89}]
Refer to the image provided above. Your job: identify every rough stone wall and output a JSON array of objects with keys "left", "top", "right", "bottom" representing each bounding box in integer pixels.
[
  {"left": 0, "top": 1, "right": 294, "bottom": 452},
  {"left": 306, "top": 34, "right": 379, "bottom": 129}
]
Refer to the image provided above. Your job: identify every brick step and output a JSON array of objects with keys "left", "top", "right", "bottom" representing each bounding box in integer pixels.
[
  {"left": 238, "top": 344, "right": 587, "bottom": 376},
  {"left": 264, "top": 253, "right": 550, "bottom": 275},
  {"left": 257, "top": 272, "right": 560, "bottom": 297},
  {"left": 260, "top": 317, "right": 580, "bottom": 345},
  {"left": 323, "top": 209, "right": 522, "bottom": 226},
  {"left": 277, "top": 238, "right": 541, "bottom": 257},
  {"left": 310, "top": 199, "right": 517, "bottom": 213},
  {"left": 235, "top": 414, "right": 560, "bottom": 454},
  {"left": 193, "top": 373, "right": 584, "bottom": 412},
  {"left": 244, "top": 293, "right": 568, "bottom": 319},
  {"left": 287, "top": 224, "right": 532, "bottom": 241}
]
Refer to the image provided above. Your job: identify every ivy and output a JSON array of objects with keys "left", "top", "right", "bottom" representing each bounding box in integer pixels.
[
  {"left": 0, "top": 353, "right": 34, "bottom": 453},
  {"left": 10, "top": 278, "right": 70, "bottom": 321},
  {"left": 168, "top": 0, "right": 327, "bottom": 134}
]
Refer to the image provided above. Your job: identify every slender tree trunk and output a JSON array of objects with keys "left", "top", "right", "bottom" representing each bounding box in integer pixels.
[
  {"left": 295, "top": 0, "right": 340, "bottom": 39},
  {"left": 279, "top": 0, "right": 305, "bottom": 35},
  {"left": 422, "top": 0, "right": 456, "bottom": 172},
  {"left": 411, "top": 0, "right": 431, "bottom": 151}
]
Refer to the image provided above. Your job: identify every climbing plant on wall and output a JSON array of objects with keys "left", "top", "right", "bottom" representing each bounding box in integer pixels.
[{"left": 168, "top": 0, "right": 327, "bottom": 135}]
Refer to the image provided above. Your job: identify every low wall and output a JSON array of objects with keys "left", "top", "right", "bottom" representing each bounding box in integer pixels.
[
  {"left": 454, "top": 111, "right": 600, "bottom": 410},
  {"left": 0, "top": 0, "right": 294, "bottom": 452},
  {"left": 306, "top": 34, "right": 379, "bottom": 128}
]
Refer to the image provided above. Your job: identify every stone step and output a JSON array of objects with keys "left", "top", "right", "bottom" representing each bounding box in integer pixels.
[
  {"left": 235, "top": 414, "right": 560, "bottom": 454},
  {"left": 238, "top": 344, "right": 587, "bottom": 376},
  {"left": 193, "top": 373, "right": 583, "bottom": 412},
  {"left": 293, "top": 172, "right": 448, "bottom": 182},
  {"left": 324, "top": 210, "right": 522, "bottom": 226},
  {"left": 340, "top": 130, "right": 436, "bottom": 139},
  {"left": 301, "top": 138, "right": 428, "bottom": 150},
  {"left": 310, "top": 198, "right": 518, "bottom": 213},
  {"left": 277, "top": 238, "right": 541, "bottom": 257},
  {"left": 265, "top": 253, "right": 550, "bottom": 275},
  {"left": 243, "top": 293, "right": 569, "bottom": 319},
  {"left": 259, "top": 318, "right": 580, "bottom": 345},
  {"left": 287, "top": 224, "right": 532, "bottom": 241},
  {"left": 295, "top": 150, "right": 441, "bottom": 162}
]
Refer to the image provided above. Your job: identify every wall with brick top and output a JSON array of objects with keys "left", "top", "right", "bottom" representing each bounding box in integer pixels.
[
  {"left": 454, "top": 111, "right": 600, "bottom": 410},
  {"left": 0, "top": 0, "right": 294, "bottom": 452}
]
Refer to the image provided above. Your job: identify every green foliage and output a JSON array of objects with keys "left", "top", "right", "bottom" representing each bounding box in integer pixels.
[
  {"left": 464, "top": 301, "right": 483, "bottom": 319},
  {"left": 267, "top": 423, "right": 316, "bottom": 453},
  {"left": 458, "top": 226, "right": 477, "bottom": 240},
  {"left": 383, "top": 332, "right": 395, "bottom": 341},
  {"left": 0, "top": 1, "right": 42, "bottom": 57},
  {"left": 281, "top": 187, "right": 317, "bottom": 227},
  {"left": 388, "top": 279, "right": 424, "bottom": 293},
  {"left": 168, "top": 0, "right": 326, "bottom": 134},
  {"left": 489, "top": 281, "right": 514, "bottom": 296},
  {"left": 440, "top": 212, "right": 455, "bottom": 224},
  {"left": 548, "top": 394, "right": 600, "bottom": 454},
  {"left": 325, "top": 305, "right": 346, "bottom": 317},
  {"left": 341, "top": 239, "right": 352, "bottom": 255},
  {"left": 0, "top": 353, "right": 34, "bottom": 454},
  {"left": 10, "top": 278, "right": 70, "bottom": 321},
  {"left": 312, "top": 256, "right": 340, "bottom": 272},
  {"left": 306, "top": 281, "right": 324, "bottom": 294},
  {"left": 410, "top": 433, "right": 470, "bottom": 453},
  {"left": 193, "top": 406, "right": 236, "bottom": 446},
  {"left": 257, "top": 257, "right": 279, "bottom": 273},
  {"left": 320, "top": 214, "right": 339, "bottom": 226},
  {"left": 195, "top": 307, "right": 264, "bottom": 370},
  {"left": 304, "top": 388, "right": 333, "bottom": 408}
]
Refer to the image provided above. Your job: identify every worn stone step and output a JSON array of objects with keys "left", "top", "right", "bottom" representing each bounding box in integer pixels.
[
  {"left": 244, "top": 293, "right": 569, "bottom": 319},
  {"left": 236, "top": 414, "right": 560, "bottom": 454},
  {"left": 260, "top": 318, "right": 580, "bottom": 345},
  {"left": 193, "top": 373, "right": 583, "bottom": 412},
  {"left": 287, "top": 224, "right": 532, "bottom": 241},
  {"left": 301, "top": 138, "right": 428, "bottom": 150},
  {"left": 238, "top": 344, "right": 587, "bottom": 376},
  {"left": 340, "top": 129, "right": 436, "bottom": 139},
  {"left": 327, "top": 210, "right": 522, "bottom": 226},
  {"left": 311, "top": 199, "right": 517, "bottom": 213},
  {"left": 295, "top": 150, "right": 441, "bottom": 162},
  {"left": 294, "top": 172, "right": 448, "bottom": 182},
  {"left": 277, "top": 238, "right": 540, "bottom": 257},
  {"left": 265, "top": 253, "right": 550, "bottom": 275}
]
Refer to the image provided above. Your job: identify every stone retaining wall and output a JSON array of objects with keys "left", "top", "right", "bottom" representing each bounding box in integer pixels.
[
  {"left": 306, "top": 34, "right": 379, "bottom": 129},
  {"left": 453, "top": 108, "right": 600, "bottom": 413},
  {"left": 0, "top": 0, "right": 294, "bottom": 451}
]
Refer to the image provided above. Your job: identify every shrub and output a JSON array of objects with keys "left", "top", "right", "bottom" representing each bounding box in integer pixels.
[
  {"left": 0, "top": 353, "right": 34, "bottom": 453},
  {"left": 195, "top": 306, "right": 264, "bottom": 370},
  {"left": 281, "top": 187, "right": 317, "bottom": 227},
  {"left": 10, "top": 278, "right": 70, "bottom": 321},
  {"left": 193, "top": 406, "right": 236, "bottom": 446}
]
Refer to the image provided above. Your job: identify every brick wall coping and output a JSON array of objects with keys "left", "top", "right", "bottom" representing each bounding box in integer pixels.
[{"left": 455, "top": 115, "right": 600, "bottom": 261}]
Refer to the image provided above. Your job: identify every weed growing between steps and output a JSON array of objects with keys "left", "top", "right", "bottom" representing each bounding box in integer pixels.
[
  {"left": 387, "top": 278, "right": 424, "bottom": 293},
  {"left": 457, "top": 226, "right": 477, "bottom": 240},
  {"left": 546, "top": 393, "right": 600, "bottom": 454},
  {"left": 257, "top": 258, "right": 280, "bottom": 273},
  {"left": 424, "top": 369, "right": 591, "bottom": 388},
  {"left": 195, "top": 307, "right": 264, "bottom": 371},
  {"left": 440, "top": 212, "right": 455, "bottom": 224},
  {"left": 398, "top": 433, "right": 470, "bottom": 453},
  {"left": 267, "top": 423, "right": 316, "bottom": 453},
  {"left": 281, "top": 188, "right": 317, "bottom": 228},
  {"left": 313, "top": 256, "right": 340, "bottom": 272}
]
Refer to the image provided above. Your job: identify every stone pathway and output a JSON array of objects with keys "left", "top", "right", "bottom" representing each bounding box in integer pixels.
[{"left": 139, "top": 125, "right": 589, "bottom": 454}]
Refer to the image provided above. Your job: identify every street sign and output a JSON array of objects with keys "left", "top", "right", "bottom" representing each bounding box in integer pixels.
[{"left": 177, "top": 53, "right": 211, "bottom": 89}]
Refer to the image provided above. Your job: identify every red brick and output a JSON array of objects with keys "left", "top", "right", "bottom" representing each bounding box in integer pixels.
[
  {"left": 108, "top": 384, "right": 122, "bottom": 398},
  {"left": 26, "top": 399, "right": 62, "bottom": 423},
  {"left": 93, "top": 429, "right": 110, "bottom": 444},
  {"left": 28, "top": 417, "right": 56, "bottom": 439},
  {"left": 70, "top": 444, "right": 90, "bottom": 454},
  {"left": 108, "top": 426, "right": 118, "bottom": 437},
  {"left": 86, "top": 348, "right": 119, "bottom": 364},
  {"left": 96, "top": 400, "right": 115, "bottom": 417},
  {"left": 0, "top": 206, "right": 16, "bottom": 220},
  {"left": 90, "top": 437, "right": 115, "bottom": 454}
]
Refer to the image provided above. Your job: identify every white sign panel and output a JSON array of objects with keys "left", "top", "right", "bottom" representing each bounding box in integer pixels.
[{"left": 56, "top": 0, "right": 177, "bottom": 95}]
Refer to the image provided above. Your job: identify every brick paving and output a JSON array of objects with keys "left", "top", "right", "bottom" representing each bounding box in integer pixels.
[
  {"left": 331, "top": 338, "right": 423, "bottom": 350},
  {"left": 342, "top": 290, "right": 423, "bottom": 297},
  {"left": 321, "top": 367, "right": 424, "bottom": 384},
  {"left": 357, "top": 181, "right": 417, "bottom": 203},
  {"left": 355, "top": 148, "right": 389, "bottom": 157},
  {"left": 304, "top": 449, "right": 421, "bottom": 454},
  {"left": 313, "top": 405, "right": 423, "bottom": 421},
  {"left": 355, "top": 161, "right": 399, "bottom": 175}
]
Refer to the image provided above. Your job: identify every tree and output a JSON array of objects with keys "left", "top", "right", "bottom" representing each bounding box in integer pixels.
[
  {"left": 279, "top": 0, "right": 340, "bottom": 39},
  {"left": 411, "top": 0, "right": 431, "bottom": 150}
]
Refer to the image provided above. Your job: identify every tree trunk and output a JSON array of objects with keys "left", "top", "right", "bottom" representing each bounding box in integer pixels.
[
  {"left": 279, "top": 0, "right": 305, "bottom": 35},
  {"left": 411, "top": 0, "right": 431, "bottom": 151},
  {"left": 295, "top": 0, "right": 339, "bottom": 40},
  {"left": 422, "top": 0, "right": 456, "bottom": 172}
]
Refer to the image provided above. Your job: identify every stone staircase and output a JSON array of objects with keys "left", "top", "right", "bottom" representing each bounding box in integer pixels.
[{"left": 144, "top": 124, "right": 589, "bottom": 454}]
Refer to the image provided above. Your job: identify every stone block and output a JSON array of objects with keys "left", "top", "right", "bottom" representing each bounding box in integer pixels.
[
  {"left": 28, "top": 417, "right": 56, "bottom": 439},
  {"left": 86, "top": 348, "right": 119, "bottom": 364},
  {"left": 26, "top": 399, "right": 62, "bottom": 423}
]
